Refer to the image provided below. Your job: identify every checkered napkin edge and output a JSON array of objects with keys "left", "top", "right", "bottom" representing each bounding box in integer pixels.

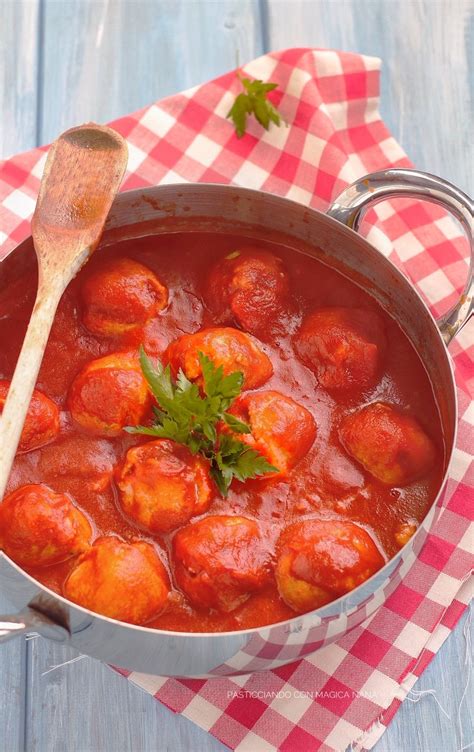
[{"left": 1, "top": 48, "right": 472, "bottom": 752}]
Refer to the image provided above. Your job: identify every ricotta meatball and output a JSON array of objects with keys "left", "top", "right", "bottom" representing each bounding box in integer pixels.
[
  {"left": 339, "top": 402, "right": 436, "bottom": 486},
  {"left": 0, "top": 380, "right": 59, "bottom": 454},
  {"left": 115, "top": 439, "right": 212, "bottom": 533},
  {"left": 64, "top": 537, "right": 169, "bottom": 625},
  {"left": 81, "top": 257, "right": 168, "bottom": 336},
  {"left": 205, "top": 247, "right": 290, "bottom": 335},
  {"left": 294, "top": 307, "right": 386, "bottom": 391},
  {"left": 164, "top": 327, "right": 273, "bottom": 390},
  {"left": 0, "top": 484, "right": 92, "bottom": 568},
  {"left": 276, "top": 519, "right": 384, "bottom": 613},
  {"left": 173, "top": 515, "right": 271, "bottom": 612},
  {"left": 227, "top": 390, "right": 316, "bottom": 476},
  {"left": 68, "top": 352, "right": 151, "bottom": 436}
]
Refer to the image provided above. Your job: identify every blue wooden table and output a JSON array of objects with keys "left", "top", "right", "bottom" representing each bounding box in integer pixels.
[{"left": 1, "top": 2, "right": 472, "bottom": 750}]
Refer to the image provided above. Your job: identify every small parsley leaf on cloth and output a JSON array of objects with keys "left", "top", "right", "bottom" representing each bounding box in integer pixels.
[
  {"left": 227, "top": 75, "right": 282, "bottom": 138},
  {"left": 127, "top": 347, "right": 277, "bottom": 496}
]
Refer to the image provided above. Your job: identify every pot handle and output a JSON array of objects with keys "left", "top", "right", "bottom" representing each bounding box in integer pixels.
[
  {"left": 327, "top": 168, "right": 473, "bottom": 345},
  {"left": 0, "top": 606, "right": 69, "bottom": 644}
]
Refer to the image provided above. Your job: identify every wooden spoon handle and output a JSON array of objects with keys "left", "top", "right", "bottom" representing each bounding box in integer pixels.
[{"left": 0, "top": 279, "right": 65, "bottom": 500}]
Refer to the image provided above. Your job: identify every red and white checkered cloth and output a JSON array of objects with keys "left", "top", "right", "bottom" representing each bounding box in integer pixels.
[{"left": 1, "top": 48, "right": 472, "bottom": 752}]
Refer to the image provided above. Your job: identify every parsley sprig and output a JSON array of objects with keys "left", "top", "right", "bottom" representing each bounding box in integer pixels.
[
  {"left": 227, "top": 74, "right": 282, "bottom": 138},
  {"left": 126, "top": 348, "right": 277, "bottom": 496}
]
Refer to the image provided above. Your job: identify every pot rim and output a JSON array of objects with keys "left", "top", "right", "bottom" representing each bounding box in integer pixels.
[{"left": 0, "top": 182, "right": 459, "bottom": 639}]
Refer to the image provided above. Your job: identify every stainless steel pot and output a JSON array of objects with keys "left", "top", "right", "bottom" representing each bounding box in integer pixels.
[{"left": 0, "top": 169, "right": 472, "bottom": 677}]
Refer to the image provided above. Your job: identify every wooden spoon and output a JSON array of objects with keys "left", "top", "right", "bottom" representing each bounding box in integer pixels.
[{"left": 0, "top": 123, "right": 128, "bottom": 500}]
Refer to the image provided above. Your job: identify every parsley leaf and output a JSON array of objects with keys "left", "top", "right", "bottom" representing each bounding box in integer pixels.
[
  {"left": 127, "top": 347, "right": 277, "bottom": 496},
  {"left": 227, "top": 75, "right": 282, "bottom": 138},
  {"left": 199, "top": 352, "right": 243, "bottom": 407},
  {"left": 222, "top": 412, "right": 251, "bottom": 434},
  {"left": 214, "top": 433, "right": 276, "bottom": 494}
]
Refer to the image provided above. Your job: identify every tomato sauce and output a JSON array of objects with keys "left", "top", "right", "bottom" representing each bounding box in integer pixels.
[{"left": 0, "top": 232, "right": 445, "bottom": 632}]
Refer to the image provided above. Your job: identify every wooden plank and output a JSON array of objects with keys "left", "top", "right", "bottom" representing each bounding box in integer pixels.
[
  {"left": 265, "top": 3, "right": 473, "bottom": 749},
  {"left": 38, "top": 0, "right": 264, "bottom": 144},
  {"left": 23, "top": 3, "right": 263, "bottom": 751},
  {"left": 0, "top": 0, "right": 40, "bottom": 157},
  {"left": 0, "top": 3, "right": 40, "bottom": 742},
  {"left": 0, "top": 591, "right": 26, "bottom": 752},
  {"left": 25, "top": 639, "right": 225, "bottom": 752},
  {"left": 265, "top": 0, "right": 473, "bottom": 193},
  {"left": 0, "top": 2, "right": 39, "bottom": 744}
]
